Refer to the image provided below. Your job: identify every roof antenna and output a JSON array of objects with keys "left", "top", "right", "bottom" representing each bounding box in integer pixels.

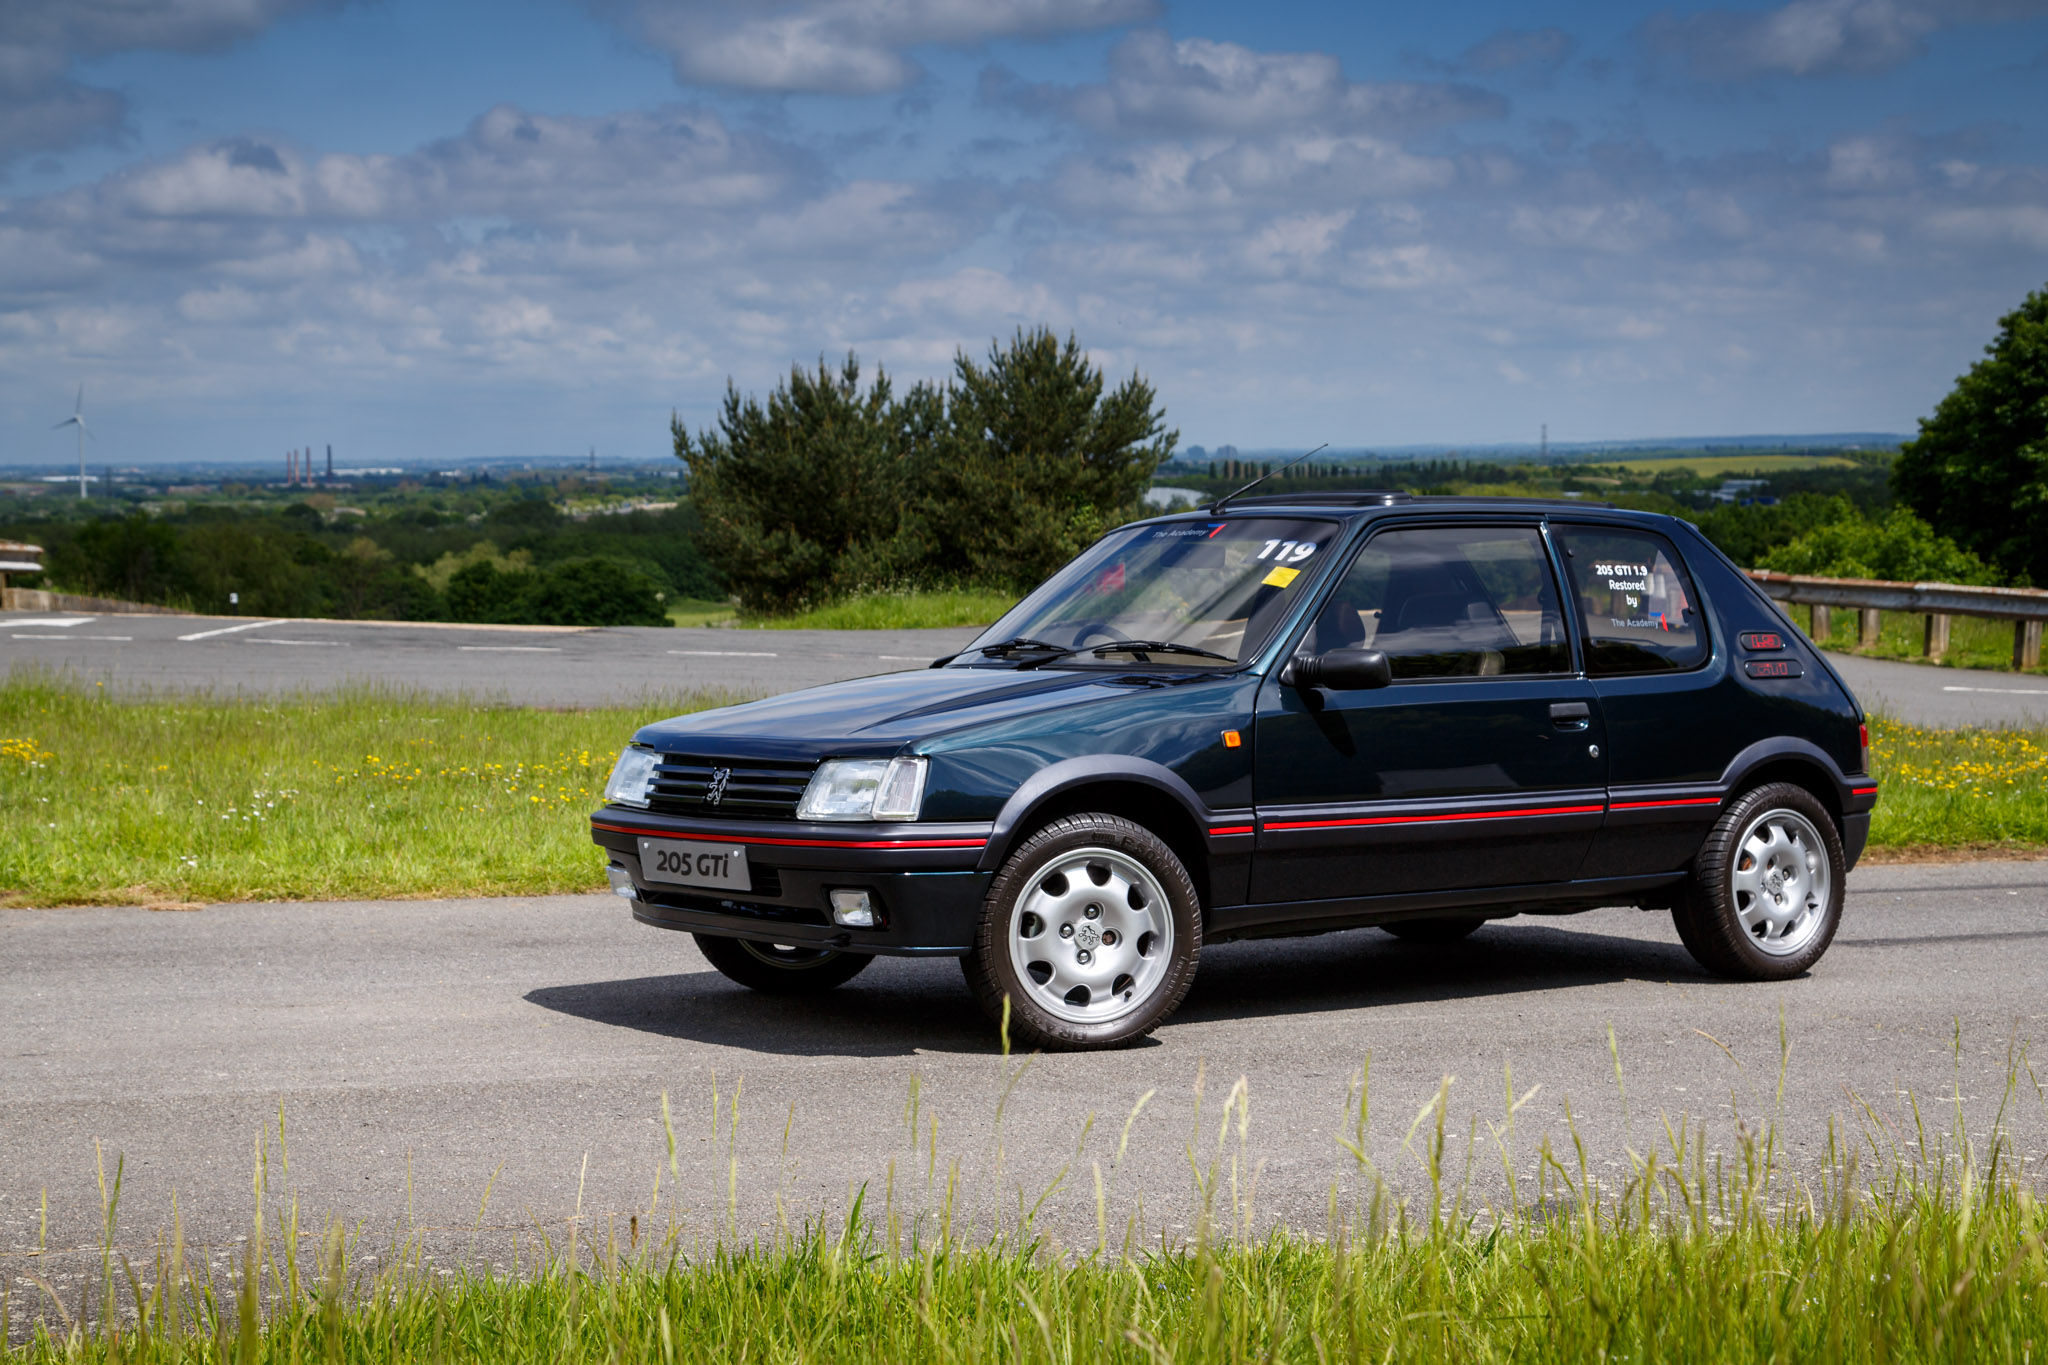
[{"left": 1210, "top": 443, "right": 1327, "bottom": 516}]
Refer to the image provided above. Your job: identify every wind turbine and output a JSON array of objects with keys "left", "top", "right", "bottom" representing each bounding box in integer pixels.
[{"left": 52, "top": 385, "right": 92, "bottom": 498}]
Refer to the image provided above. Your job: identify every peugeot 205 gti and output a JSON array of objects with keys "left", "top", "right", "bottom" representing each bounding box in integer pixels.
[{"left": 590, "top": 493, "right": 1876, "bottom": 1050}]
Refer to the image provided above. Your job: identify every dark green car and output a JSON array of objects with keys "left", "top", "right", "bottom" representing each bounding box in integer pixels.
[{"left": 593, "top": 494, "right": 1876, "bottom": 1050}]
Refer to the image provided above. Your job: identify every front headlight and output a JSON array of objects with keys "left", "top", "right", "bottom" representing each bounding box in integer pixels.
[
  {"left": 603, "top": 746, "right": 660, "bottom": 808},
  {"left": 798, "top": 756, "right": 928, "bottom": 822}
]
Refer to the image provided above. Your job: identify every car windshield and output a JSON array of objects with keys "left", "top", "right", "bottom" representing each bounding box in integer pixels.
[{"left": 958, "top": 517, "right": 1340, "bottom": 669}]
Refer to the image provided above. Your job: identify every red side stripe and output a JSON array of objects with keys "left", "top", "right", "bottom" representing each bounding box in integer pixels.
[
  {"left": 1208, "top": 825, "right": 1254, "bottom": 836},
  {"left": 1608, "top": 797, "right": 1722, "bottom": 811},
  {"left": 1850, "top": 786, "right": 1878, "bottom": 796},
  {"left": 1262, "top": 803, "right": 1606, "bottom": 832},
  {"left": 591, "top": 820, "right": 987, "bottom": 850}
]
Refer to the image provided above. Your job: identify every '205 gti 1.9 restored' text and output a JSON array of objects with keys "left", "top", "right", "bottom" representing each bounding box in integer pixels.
[{"left": 591, "top": 493, "right": 1876, "bottom": 1050}]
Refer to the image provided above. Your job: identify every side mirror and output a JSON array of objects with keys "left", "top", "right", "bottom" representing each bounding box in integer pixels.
[{"left": 1284, "top": 647, "right": 1392, "bottom": 691}]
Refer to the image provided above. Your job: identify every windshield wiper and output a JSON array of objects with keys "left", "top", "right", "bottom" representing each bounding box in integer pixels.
[
  {"left": 1087, "top": 640, "right": 1235, "bottom": 663},
  {"left": 978, "top": 636, "right": 1072, "bottom": 658}
]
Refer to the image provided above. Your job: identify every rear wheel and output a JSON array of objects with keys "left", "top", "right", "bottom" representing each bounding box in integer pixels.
[
  {"left": 693, "top": 934, "right": 872, "bottom": 994},
  {"left": 962, "top": 813, "right": 1201, "bottom": 1051},
  {"left": 1381, "top": 916, "right": 1486, "bottom": 943},
  {"left": 1672, "top": 783, "right": 1844, "bottom": 981}
]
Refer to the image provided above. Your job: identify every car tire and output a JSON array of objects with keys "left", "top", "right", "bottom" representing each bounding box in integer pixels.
[
  {"left": 961, "top": 813, "right": 1202, "bottom": 1051},
  {"left": 693, "top": 934, "right": 873, "bottom": 994},
  {"left": 1672, "top": 783, "right": 1845, "bottom": 981},
  {"left": 1380, "top": 915, "right": 1486, "bottom": 943}
]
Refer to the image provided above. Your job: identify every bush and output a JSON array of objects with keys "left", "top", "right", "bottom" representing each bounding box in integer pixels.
[
  {"left": 524, "top": 557, "right": 670, "bottom": 627},
  {"left": 1755, "top": 508, "right": 2003, "bottom": 584}
]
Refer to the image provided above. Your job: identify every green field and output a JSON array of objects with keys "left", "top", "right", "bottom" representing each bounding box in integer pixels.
[
  {"left": 2, "top": 677, "right": 2043, "bottom": 908},
  {"left": 1599, "top": 453, "right": 1862, "bottom": 477}
]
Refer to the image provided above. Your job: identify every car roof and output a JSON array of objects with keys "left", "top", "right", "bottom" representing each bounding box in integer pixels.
[{"left": 1146, "top": 491, "right": 1680, "bottom": 523}]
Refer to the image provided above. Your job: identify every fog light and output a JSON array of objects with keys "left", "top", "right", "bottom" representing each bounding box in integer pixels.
[
  {"left": 830, "top": 889, "right": 877, "bottom": 928},
  {"left": 607, "top": 865, "right": 638, "bottom": 900}
]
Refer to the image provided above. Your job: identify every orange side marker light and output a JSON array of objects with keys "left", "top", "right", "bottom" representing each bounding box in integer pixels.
[{"left": 1222, "top": 730, "right": 1242, "bottom": 749}]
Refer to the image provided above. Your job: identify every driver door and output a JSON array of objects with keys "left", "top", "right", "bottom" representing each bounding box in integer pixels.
[{"left": 1250, "top": 521, "right": 1608, "bottom": 903}]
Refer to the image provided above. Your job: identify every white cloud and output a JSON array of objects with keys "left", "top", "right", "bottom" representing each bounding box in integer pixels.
[
  {"left": 1646, "top": 0, "right": 2048, "bottom": 80},
  {"left": 990, "top": 30, "right": 1505, "bottom": 137},
  {"left": 598, "top": 0, "right": 1157, "bottom": 95}
]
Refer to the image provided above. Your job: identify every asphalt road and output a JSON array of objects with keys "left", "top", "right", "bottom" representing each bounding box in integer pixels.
[
  {"left": 7, "top": 859, "right": 2048, "bottom": 1308},
  {"left": 6, "top": 609, "right": 2048, "bottom": 726},
  {"left": 0, "top": 611, "right": 979, "bottom": 704}
]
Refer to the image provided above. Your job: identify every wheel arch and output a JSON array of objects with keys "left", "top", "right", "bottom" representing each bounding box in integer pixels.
[
  {"left": 1721, "top": 737, "right": 1850, "bottom": 825},
  {"left": 978, "top": 759, "right": 1214, "bottom": 907}
]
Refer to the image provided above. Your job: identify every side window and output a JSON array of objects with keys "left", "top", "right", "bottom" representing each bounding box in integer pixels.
[
  {"left": 1311, "top": 526, "right": 1571, "bottom": 679},
  {"left": 1552, "top": 526, "right": 1708, "bottom": 675}
]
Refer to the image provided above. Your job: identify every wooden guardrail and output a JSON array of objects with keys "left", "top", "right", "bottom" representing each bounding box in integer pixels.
[{"left": 1745, "top": 569, "right": 2047, "bottom": 669}]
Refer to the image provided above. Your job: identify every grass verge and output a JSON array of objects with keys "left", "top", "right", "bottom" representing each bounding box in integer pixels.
[
  {"left": 737, "top": 588, "right": 1015, "bottom": 631},
  {"left": 1866, "top": 715, "right": 2048, "bottom": 850},
  {"left": 0, "top": 674, "right": 722, "bottom": 907},
  {"left": 3, "top": 677, "right": 2043, "bottom": 907}
]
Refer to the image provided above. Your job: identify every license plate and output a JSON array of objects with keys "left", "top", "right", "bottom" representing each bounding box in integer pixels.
[{"left": 637, "top": 838, "right": 751, "bottom": 892}]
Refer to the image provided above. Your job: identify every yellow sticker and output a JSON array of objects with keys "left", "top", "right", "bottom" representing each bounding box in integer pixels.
[{"left": 1262, "top": 565, "right": 1300, "bottom": 588}]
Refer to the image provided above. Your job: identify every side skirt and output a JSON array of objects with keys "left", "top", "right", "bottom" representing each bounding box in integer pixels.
[{"left": 1208, "top": 872, "right": 1687, "bottom": 942}]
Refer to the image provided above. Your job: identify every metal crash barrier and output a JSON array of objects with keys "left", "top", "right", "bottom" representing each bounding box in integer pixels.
[{"left": 1746, "top": 569, "right": 2048, "bottom": 669}]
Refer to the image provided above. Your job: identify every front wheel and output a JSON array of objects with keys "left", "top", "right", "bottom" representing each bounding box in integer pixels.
[
  {"left": 962, "top": 813, "right": 1202, "bottom": 1051},
  {"left": 1672, "top": 783, "right": 1845, "bottom": 981},
  {"left": 693, "top": 934, "right": 873, "bottom": 994}
]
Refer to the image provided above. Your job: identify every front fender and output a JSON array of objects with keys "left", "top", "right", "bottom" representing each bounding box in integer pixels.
[{"left": 977, "top": 756, "right": 1214, "bottom": 874}]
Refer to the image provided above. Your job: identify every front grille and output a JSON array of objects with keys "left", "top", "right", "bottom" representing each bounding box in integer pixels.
[{"left": 646, "top": 754, "right": 815, "bottom": 819}]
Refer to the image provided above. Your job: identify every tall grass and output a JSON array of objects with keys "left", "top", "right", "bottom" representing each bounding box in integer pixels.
[
  {"left": 8, "top": 1033, "right": 2048, "bottom": 1362},
  {"left": 0, "top": 673, "right": 726, "bottom": 906}
]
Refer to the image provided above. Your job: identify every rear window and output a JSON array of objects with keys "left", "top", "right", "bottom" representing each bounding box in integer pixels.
[{"left": 1552, "top": 526, "right": 1708, "bottom": 675}]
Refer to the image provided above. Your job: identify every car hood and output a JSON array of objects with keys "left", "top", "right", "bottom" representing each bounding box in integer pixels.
[{"left": 633, "top": 665, "right": 1219, "bottom": 761}]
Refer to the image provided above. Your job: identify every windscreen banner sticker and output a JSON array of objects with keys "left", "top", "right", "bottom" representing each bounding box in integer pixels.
[{"left": 1261, "top": 565, "right": 1301, "bottom": 588}]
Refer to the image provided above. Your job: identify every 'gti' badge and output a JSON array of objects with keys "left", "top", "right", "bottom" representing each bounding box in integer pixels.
[{"left": 705, "top": 767, "right": 731, "bottom": 805}]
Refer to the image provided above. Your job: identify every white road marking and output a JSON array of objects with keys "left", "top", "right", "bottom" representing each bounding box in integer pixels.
[
  {"left": 11, "top": 633, "right": 131, "bottom": 641},
  {"left": 667, "top": 649, "right": 778, "bottom": 657},
  {"left": 877, "top": 655, "right": 928, "bottom": 661},
  {"left": 246, "top": 638, "right": 347, "bottom": 647},
  {"left": 457, "top": 645, "right": 560, "bottom": 652},
  {"left": 178, "top": 619, "right": 283, "bottom": 642},
  {"left": 5, "top": 617, "right": 92, "bottom": 627},
  {"left": 1941, "top": 685, "right": 2048, "bottom": 696}
]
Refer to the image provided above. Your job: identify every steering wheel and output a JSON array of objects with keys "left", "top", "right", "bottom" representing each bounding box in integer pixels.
[{"left": 1071, "top": 622, "right": 1133, "bottom": 648}]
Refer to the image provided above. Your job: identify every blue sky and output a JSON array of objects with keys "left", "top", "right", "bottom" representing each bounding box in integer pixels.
[{"left": 3, "top": 0, "right": 2046, "bottom": 468}]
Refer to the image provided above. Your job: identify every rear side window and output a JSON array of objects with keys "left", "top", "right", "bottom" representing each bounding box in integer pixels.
[
  {"left": 1552, "top": 526, "right": 1708, "bottom": 675},
  {"left": 1314, "top": 526, "right": 1570, "bottom": 679}
]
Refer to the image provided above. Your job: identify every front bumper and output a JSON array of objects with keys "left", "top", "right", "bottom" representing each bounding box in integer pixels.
[{"left": 589, "top": 806, "right": 994, "bottom": 955}]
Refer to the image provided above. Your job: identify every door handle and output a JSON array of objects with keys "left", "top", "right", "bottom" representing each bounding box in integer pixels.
[{"left": 1549, "top": 702, "right": 1591, "bottom": 730}]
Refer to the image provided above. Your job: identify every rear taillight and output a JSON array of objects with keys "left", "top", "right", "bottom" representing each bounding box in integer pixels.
[{"left": 1859, "top": 722, "right": 1870, "bottom": 769}]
